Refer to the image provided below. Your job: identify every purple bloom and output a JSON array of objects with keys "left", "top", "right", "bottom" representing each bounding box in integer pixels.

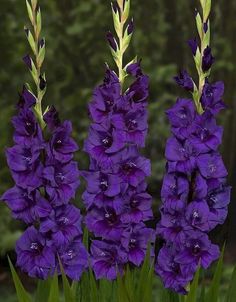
[
  {"left": 201, "top": 81, "right": 226, "bottom": 115},
  {"left": 84, "top": 123, "right": 125, "bottom": 168},
  {"left": 18, "top": 86, "right": 36, "bottom": 109},
  {"left": 174, "top": 70, "right": 194, "bottom": 92},
  {"left": 161, "top": 173, "right": 189, "bottom": 203},
  {"left": 40, "top": 204, "right": 82, "bottom": 247},
  {"left": 125, "top": 74, "right": 149, "bottom": 109},
  {"left": 111, "top": 109, "right": 148, "bottom": 147},
  {"left": 157, "top": 9, "right": 230, "bottom": 295},
  {"left": 91, "top": 240, "right": 127, "bottom": 280},
  {"left": 175, "top": 231, "right": 220, "bottom": 273},
  {"left": 189, "top": 111, "right": 223, "bottom": 153},
  {"left": 157, "top": 209, "right": 190, "bottom": 245},
  {"left": 6, "top": 145, "right": 43, "bottom": 189},
  {"left": 86, "top": 207, "right": 123, "bottom": 241},
  {"left": 12, "top": 108, "right": 43, "bottom": 145},
  {"left": 166, "top": 98, "right": 196, "bottom": 140},
  {"left": 16, "top": 226, "right": 55, "bottom": 279},
  {"left": 106, "top": 31, "right": 117, "bottom": 51},
  {"left": 43, "top": 161, "right": 80, "bottom": 206},
  {"left": 89, "top": 69, "right": 121, "bottom": 123},
  {"left": 83, "top": 62, "right": 153, "bottom": 274},
  {"left": 156, "top": 245, "right": 192, "bottom": 294},
  {"left": 121, "top": 224, "right": 153, "bottom": 266},
  {"left": 165, "top": 137, "right": 197, "bottom": 174},
  {"left": 114, "top": 146, "right": 151, "bottom": 186},
  {"left": 197, "top": 153, "right": 228, "bottom": 179},
  {"left": 121, "top": 189, "right": 153, "bottom": 223},
  {"left": 82, "top": 171, "right": 122, "bottom": 199},
  {"left": 202, "top": 46, "right": 215, "bottom": 72},
  {"left": 127, "top": 18, "right": 134, "bottom": 35},
  {"left": 1, "top": 186, "right": 51, "bottom": 224},
  {"left": 185, "top": 201, "right": 212, "bottom": 231},
  {"left": 47, "top": 121, "right": 78, "bottom": 163},
  {"left": 43, "top": 106, "right": 61, "bottom": 131},
  {"left": 23, "top": 54, "right": 32, "bottom": 70},
  {"left": 126, "top": 62, "right": 143, "bottom": 77},
  {"left": 58, "top": 238, "right": 88, "bottom": 280},
  {"left": 188, "top": 38, "right": 198, "bottom": 56}
]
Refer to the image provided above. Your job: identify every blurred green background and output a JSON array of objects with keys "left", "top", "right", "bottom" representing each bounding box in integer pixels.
[{"left": 0, "top": 0, "right": 236, "bottom": 300}]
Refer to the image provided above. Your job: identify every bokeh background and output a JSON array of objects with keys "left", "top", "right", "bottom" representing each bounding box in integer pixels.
[{"left": 0, "top": 0, "right": 236, "bottom": 300}]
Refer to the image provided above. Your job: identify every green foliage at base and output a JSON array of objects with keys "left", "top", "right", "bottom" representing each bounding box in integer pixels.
[{"left": 7, "top": 248, "right": 236, "bottom": 302}]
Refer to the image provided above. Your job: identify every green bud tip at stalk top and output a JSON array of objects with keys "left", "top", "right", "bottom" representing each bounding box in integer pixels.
[
  {"left": 191, "top": 0, "right": 212, "bottom": 114},
  {"left": 108, "top": 0, "right": 137, "bottom": 91},
  {"left": 25, "top": 0, "right": 46, "bottom": 129}
]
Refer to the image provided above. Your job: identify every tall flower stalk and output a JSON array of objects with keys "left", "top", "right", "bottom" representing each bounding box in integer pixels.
[
  {"left": 1, "top": 0, "right": 87, "bottom": 280},
  {"left": 82, "top": 0, "right": 153, "bottom": 280},
  {"left": 155, "top": 0, "right": 231, "bottom": 294}
]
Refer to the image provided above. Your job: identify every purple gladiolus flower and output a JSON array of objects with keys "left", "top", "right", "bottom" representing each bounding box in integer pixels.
[
  {"left": 121, "top": 224, "right": 153, "bottom": 266},
  {"left": 2, "top": 85, "right": 87, "bottom": 280},
  {"left": 43, "top": 161, "right": 80, "bottom": 206},
  {"left": 1, "top": 186, "right": 51, "bottom": 224},
  {"left": 202, "top": 46, "right": 215, "bottom": 72},
  {"left": 175, "top": 231, "right": 220, "bottom": 273},
  {"left": 156, "top": 30, "right": 230, "bottom": 294},
  {"left": 174, "top": 70, "right": 194, "bottom": 92},
  {"left": 58, "top": 239, "right": 88, "bottom": 280},
  {"left": 16, "top": 226, "right": 56, "bottom": 279},
  {"left": 201, "top": 81, "right": 226, "bottom": 115},
  {"left": 83, "top": 61, "right": 153, "bottom": 276},
  {"left": 91, "top": 240, "right": 127, "bottom": 280},
  {"left": 43, "top": 106, "right": 61, "bottom": 130},
  {"left": 40, "top": 204, "right": 82, "bottom": 247},
  {"left": 106, "top": 31, "right": 117, "bottom": 51},
  {"left": 188, "top": 38, "right": 198, "bottom": 56},
  {"left": 46, "top": 121, "right": 78, "bottom": 163},
  {"left": 12, "top": 108, "right": 43, "bottom": 145},
  {"left": 156, "top": 245, "right": 192, "bottom": 295}
]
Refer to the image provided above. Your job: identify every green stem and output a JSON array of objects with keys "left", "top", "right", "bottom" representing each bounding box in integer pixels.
[{"left": 117, "top": 1, "right": 126, "bottom": 90}]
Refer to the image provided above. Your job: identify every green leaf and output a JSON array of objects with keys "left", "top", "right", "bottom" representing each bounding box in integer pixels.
[
  {"left": 203, "top": 0, "right": 211, "bottom": 22},
  {"left": 26, "top": 0, "right": 34, "bottom": 24},
  {"left": 24, "top": 27, "right": 37, "bottom": 55},
  {"left": 205, "top": 245, "right": 225, "bottom": 302},
  {"left": 83, "top": 227, "right": 89, "bottom": 250},
  {"left": 186, "top": 266, "right": 200, "bottom": 302},
  {"left": 137, "top": 245, "right": 151, "bottom": 302},
  {"left": 195, "top": 13, "right": 203, "bottom": 39},
  {"left": 80, "top": 272, "right": 90, "bottom": 302},
  {"left": 123, "top": 0, "right": 130, "bottom": 23},
  {"left": 142, "top": 262, "right": 154, "bottom": 302},
  {"left": 89, "top": 268, "right": 99, "bottom": 302},
  {"left": 8, "top": 257, "right": 31, "bottom": 302},
  {"left": 48, "top": 273, "right": 59, "bottom": 302},
  {"left": 112, "top": 3, "right": 120, "bottom": 37},
  {"left": 31, "top": 0, "right": 37, "bottom": 10},
  {"left": 117, "top": 273, "right": 129, "bottom": 302},
  {"left": 58, "top": 258, "right": 75, "bottom": 302},
  {"left": 36, "top": 7, "right": 42, "bottom": 36},
  {"left": 122, "top": 27, "right": 132, "bottom": 53},
  {"left": 38, "top": 40, "right": 45, "bottom": 67},
  {"left": 225, "top": 266, "right": 236, "bottom": 302},
  {"left": 34, "top": 279, "right": 51, "bottom": 302}
]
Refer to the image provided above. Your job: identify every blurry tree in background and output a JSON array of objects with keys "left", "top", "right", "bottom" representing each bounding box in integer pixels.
[{"left": 0, "top": 0, "right": 236, "bottom": 260}]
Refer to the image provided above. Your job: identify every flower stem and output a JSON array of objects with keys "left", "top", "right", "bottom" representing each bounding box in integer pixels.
[
  {"left": 25, "top": 0, "right": 46, "bottom": 128},
  {"left": 193, "top": 0, "right": 212, "bottom": 114},
  {"left": 110, "top": 0, "right": 134, "bottom": 92}
]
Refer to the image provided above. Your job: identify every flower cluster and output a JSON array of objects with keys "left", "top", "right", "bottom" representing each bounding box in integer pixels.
[
  {"left": 155, "top": 50, "right": 231, "bottom": 293},
  {"left": 83, "top": 62, "right": 153, "bottom": 280},
  {"left": 2, "top": 89, "right": 88, "bottom": 280}
]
